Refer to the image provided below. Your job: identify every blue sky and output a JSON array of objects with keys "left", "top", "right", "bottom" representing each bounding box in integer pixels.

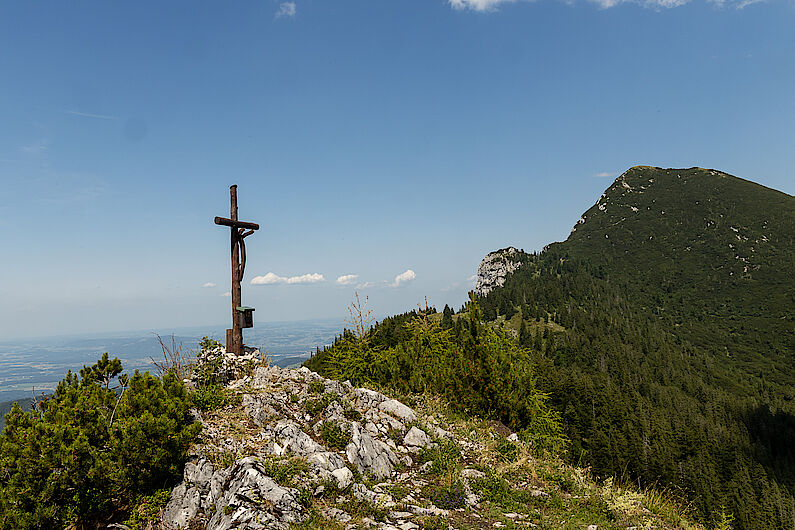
[{"left": 1, "top": 0, "right": 793, "bottom": 339}]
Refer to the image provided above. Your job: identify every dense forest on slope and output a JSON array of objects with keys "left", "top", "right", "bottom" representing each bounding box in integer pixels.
[
  {"left": 309, "top": 167, "right": 794, "bottom": 529},
  {"left": 477, "top": 167, "right": 795, "bottom": 529}
]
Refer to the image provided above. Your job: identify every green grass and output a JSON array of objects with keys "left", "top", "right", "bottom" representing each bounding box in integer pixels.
[
  {"left": 417, "top": 438, "right": 461, "bottom": 481},
  {"left": 304, "top": 392, "right": 339, "bottom": 416},
  {"left": 258, "top": 457, "right": 309, "bottom": 487},
  {"left": 190, "top": 384, "right": 241, "bottom": 411}
]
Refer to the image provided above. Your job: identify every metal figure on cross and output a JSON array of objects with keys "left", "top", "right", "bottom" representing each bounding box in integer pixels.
[{"left": 214, "top": 185, "right": 259, "bottom": 355}]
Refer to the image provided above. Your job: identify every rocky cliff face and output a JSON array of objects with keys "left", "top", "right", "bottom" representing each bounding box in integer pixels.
[{"left": 474, "top": 247, "right": 522, "bottom": 297}]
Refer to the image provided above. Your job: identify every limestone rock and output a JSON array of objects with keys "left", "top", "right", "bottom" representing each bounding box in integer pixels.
[
  {"left": 269, "top": 419, "right": 322, "bottom": 456},
  {"left": 378, "top": 399, "right": 417, "bottom": 423},
  {"left": 403, "top": 426, "right": 431, "bottom": 453},
  {"left": 332, "top": 466, "right": 355, "bottom": 490},
  {"left": 162, "top": 482, "right": 202, "bottom": 528},
  {"left": 206, "top": 457, "right": 304, "bottom": 530},
  {"left": 475, "top": 246, "right": 522, "bottom": 297},
  {"left": 346, "top": 422, "right": 399, "bottom": 480}
]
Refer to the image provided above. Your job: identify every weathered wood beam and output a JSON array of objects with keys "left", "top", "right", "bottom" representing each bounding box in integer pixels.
[{"left": 214, "top": 216, "right": 260, "bottom": 230}]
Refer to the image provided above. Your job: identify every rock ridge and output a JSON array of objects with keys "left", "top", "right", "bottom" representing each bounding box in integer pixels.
[
  {"left": 474, "top": 246, "right": 523, "bottom": 297},
  {"left": 163, "top": 362, "right": 448, "bottom": 529}
]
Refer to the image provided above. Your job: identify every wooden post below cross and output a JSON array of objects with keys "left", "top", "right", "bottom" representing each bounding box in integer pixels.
[{"left": 214, "top": 185, "right": 259, "bottom": 355}]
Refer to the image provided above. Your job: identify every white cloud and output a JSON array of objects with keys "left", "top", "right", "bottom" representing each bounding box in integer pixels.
[
  {"left": 202, "top": 282, "right": 216, "bottom": 288},
  {"left": 250, "top": 272, "right": 284, "bottom": 285},
  {"left": 392, "top": 269, "right": 416, "bottom": 288},
  {"left": 286, "top": 273, "right": 324, "bottom": 284},
  {"left": 66, "top": 110, "right": 119, "bottom": 120},
  {"left": 221, "top": 291, "right": 232, "bottom": 297},
  {"left": 736, "top": 0, "right": 764, "bottom": 8},
  {"left": 357, "top": 281, "right": 376, "bottom": 289},
  {"left": 251, "top": 272, "right": 325, "bottom": 285},
  {"left": 449, "top": 0, "right": 756, "bottom": 10},
  {"left": 588, "top": 0, "right": 689, "bottom": 8},
  {"left": 276, "top": 2, "right": 296, "bottom": 18},
  {"left": 468, "top": 274, "right": 477, "bottom": 283},
  {"left": 336, "top": 274, "right": 359, "bottom": 286},
  {"left": 449, "top": 0, "right": 519, "bottom": 11},
  {"left": 594, "top": 171, "right": 617, "bottom": 178}
]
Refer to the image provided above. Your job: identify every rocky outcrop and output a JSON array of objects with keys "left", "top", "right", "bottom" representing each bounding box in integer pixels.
[
  {"left": 156, "top": 345, "right": 683, "bottom": 530},
  {"left": 163, "top": 361, "right": 435, "bottom": 530},
  {"left": 474, "top": 246, "right": 523, "bottom": 297},
  {"left": 162, "top": 455, "right": 305, "bottom": 530}
]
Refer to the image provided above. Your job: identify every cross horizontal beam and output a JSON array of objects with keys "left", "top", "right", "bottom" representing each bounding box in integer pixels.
[{"left": 214, "top": 216, "right": 260, "bottom": 230}]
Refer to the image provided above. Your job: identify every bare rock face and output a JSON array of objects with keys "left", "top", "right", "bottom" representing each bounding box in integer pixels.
[
  {"left": 345, "top": 421, "right": 400, "bottom": 480},
  {"left": 475, "top": 246, "right": 523, "bottom": 297},
  {"left": 403, "top": 426, "right": 432, "bottom": 453},
  {"left": 162, "top": 359, "right": 437, "bottom": 529},
  {"left": 206, "top": 457, "right": 304, "bottom": 530}
]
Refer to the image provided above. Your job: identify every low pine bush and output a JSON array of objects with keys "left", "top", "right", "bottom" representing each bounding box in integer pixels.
[
  {"left": 0, "top": 355, "right": 200, "bottom": 529},
  {"left": 319, "top": 300, "right": 566, "bottom": 453}
]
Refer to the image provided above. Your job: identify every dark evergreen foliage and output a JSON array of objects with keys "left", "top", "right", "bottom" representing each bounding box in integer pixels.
[
  {"left": 0, "top": 355, "right": 200, "bottom": 529},
  {"left": 310, "top": 301, "right": 567, "bottom": 455},
  {"left": 308, "top": 166, "right": 793, "bottom": 529},
  {"left": 475, "top": 167, "right": 794, "bottom": 529}
]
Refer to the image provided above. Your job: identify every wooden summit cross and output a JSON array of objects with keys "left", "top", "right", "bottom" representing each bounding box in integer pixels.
[{"left": 214, "top": 185, "right": 259, "bottom": 355}]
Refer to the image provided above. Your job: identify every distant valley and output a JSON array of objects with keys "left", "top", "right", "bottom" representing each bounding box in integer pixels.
[{"left": 0, "top": 318, "right": 344, "bottom": 430}]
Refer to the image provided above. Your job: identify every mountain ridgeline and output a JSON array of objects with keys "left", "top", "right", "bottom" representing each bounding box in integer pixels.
[
  {"left": 475, "top": 167, "right": 794, "bottom": 529},
  {"left": 308, "top": 166, "right": 794, "bottom": 529}
]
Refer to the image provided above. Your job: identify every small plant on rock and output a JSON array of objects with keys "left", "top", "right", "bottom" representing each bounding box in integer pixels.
[
  {"left": 123, "top": 488, "right": 171, "bottom": 530},
  {"left": 427, "top": 482, "right": 467, "bottom": 510},
  {"left": 344, "top": 407, "right": 362, "bottom": 421},
  {"left": 418, "top": 438, "right": 461, "bottom": 480},
  {"left": 191, "top": 384, "right": 239, "bottom": 411},
  {"left": 321, "top": 420, "right": 351, "bottom": 450}
]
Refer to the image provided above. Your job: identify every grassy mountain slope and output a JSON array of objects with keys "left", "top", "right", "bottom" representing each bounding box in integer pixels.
[
  {"left": 565, "top": 166, "right": 793, "bottom": 388},
  {"left": 478, "top": 166, "right": 794, "bottom": 529}
]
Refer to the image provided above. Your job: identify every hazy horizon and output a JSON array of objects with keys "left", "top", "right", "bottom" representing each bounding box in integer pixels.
[{"left": 2, "top": 0, "right": 793, "bottom": 338}]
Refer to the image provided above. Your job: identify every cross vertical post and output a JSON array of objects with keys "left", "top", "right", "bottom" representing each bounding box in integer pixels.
[
  {"left": 214, "top": 185, "right": 259, "bottom": 355},
  {"left": 229, "top": 185, "right": 242, "bottom": 354}
]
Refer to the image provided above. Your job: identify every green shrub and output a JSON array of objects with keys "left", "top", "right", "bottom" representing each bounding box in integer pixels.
[
  {"left": 343, "top": 408, "right": 362, "bottom": 421},
  {"left": 0, "top": 356, "right": 200, "bottom": 529},
  {"left": 259, "top": 457, "right": 309, "bottom": 487},
  {"left": 319, "top": 300, "right": 565, "bottom": 454},
  {"left": 323, "top": 335, "right": 385, "bottom": 386},
  {"left": 190, "top": 384, "right": 239, "bottom": 411},
  {"left": 418, "top": 438, "right": 461, "bottom": 479},
  {"left": 417, "top": 515, "right": 448, "bottom": 530},
  {"left": 193, "top": 336, "right": 225, "bottom": 386},
  {"left": 305, "top": 393, "right": 339, "bottom": 416},
  {"left": 495, "top": 439, "right": 519, "bottom": 463},
  {"left": 124, "top": 488, "right": 171, "bottom": 530},
  {"left": 321, "top": 420, "right": 351, "bottom": 451},
  {"left": 427, "top": 482, "right": 466, "bottom": 509},
  {"left": 471, "top": 470, "right": 527, "bottom": 508},
  {"left": 386, "top": 427, "right": 404, "bottom": 445}
]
